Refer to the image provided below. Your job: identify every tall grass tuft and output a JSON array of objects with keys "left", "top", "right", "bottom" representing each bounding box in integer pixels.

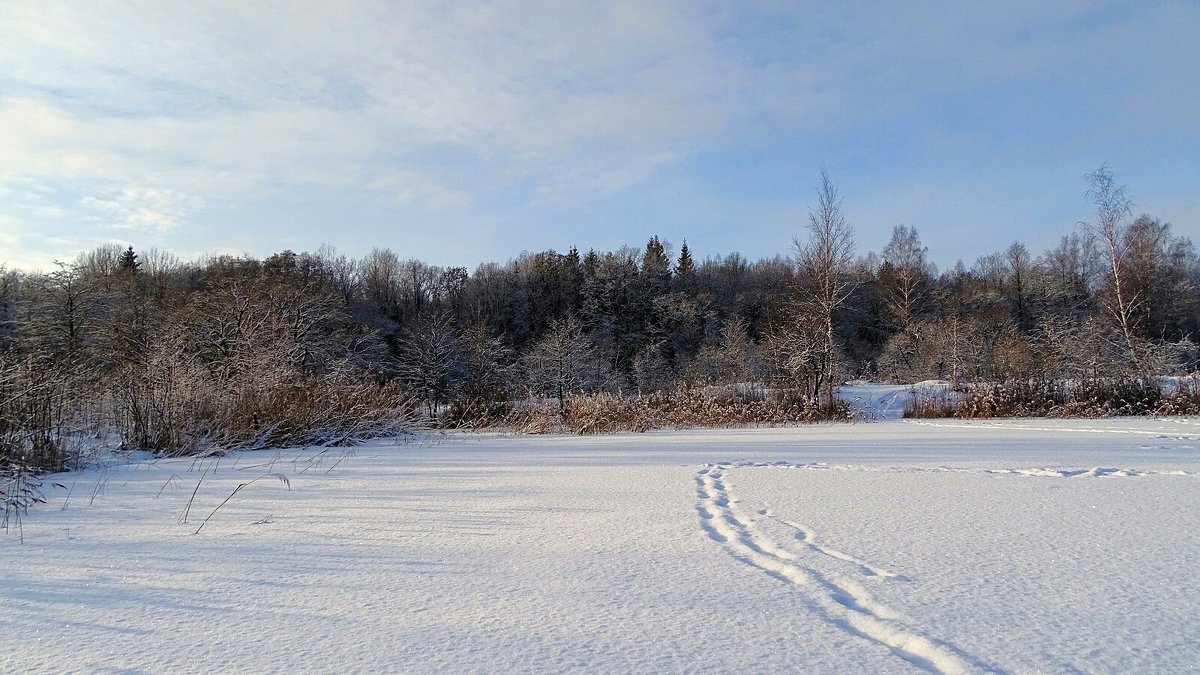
[
  {"left": 503, "top": 385, "right": 850, "bottom": 434},
  {"left": 903, "top": 378, "right": 1196, "bottom": 419}
]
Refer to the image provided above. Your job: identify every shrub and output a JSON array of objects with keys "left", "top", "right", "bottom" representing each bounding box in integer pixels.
[
  {"left": 903, "top": 378, "right": 1186, "bottom": 419},
  {"left": 903, "top": 389, "right": 958, "bottom": 418},
  {"left": 1, "top": 461, "right": 46, "bottom": 539},
  {"left": 0, "top": 354, "right": 83, "bottom": 474},
  {"left": 499, "top": 385, "right": 850, "bottom": 435},
  {"left": 1154, "top": 380, "right": 1200, "bottom": 416},
  {"left": 954, "top": 380, "right": 1068, "bottom": 419},
  {"left": 441, "top": 398, "right": 514, "bottom": 430},
  {"left": 174, "top": 376, "right": 424, "bottom": 453}
]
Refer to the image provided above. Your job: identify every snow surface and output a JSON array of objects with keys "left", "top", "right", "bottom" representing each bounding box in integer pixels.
[
  {"left": 840, "top": 380, "right": 950, "bottom": 420},
  {"left": 839, "top": 382, "right": 910, "bottom": 419},
  {"left": 3, "top": 417, "right": 1199, "bottom": 673}
]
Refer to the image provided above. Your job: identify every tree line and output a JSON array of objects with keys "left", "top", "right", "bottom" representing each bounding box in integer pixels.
[{"left": 2, "top": 165, "right": 1197, "bottom": 469}]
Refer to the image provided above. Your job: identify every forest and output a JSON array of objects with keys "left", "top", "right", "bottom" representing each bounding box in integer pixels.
[{"left": 2, "top": 166, "right": 1198, "bottom": 471}]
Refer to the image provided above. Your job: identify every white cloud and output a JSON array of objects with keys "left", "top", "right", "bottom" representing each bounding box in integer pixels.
[
  {"left": 0, "top": 1, "right": 736, "bottom": 202},
  {"left": 0, "top": 1, "right": 1195, "bottom": 269},
  {"left": 532, "top": 151, "right": 681, "bottom": 204},
  {"left": 370, "top": 170, "right": 469, "bottom": 210},
  {"left": 0, "top": 215, "right": 20, "bottom": 249},
  {"left": 80, "top": 186, "right": 205, "bottom": 234}
]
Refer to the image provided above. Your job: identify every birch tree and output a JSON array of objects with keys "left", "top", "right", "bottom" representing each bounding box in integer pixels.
[
  {"left": 794, "top": 171, "right": 858, "bottom": 403},
  {"left": 1084, "top": 164, "right": 1145, "bottom": 372}
]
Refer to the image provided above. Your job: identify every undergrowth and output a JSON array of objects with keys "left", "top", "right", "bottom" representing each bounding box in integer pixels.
[
  {"left": 118, "top": 376, "right": 425, "bottom": 456},
  {"left": 497, "top": 386, "right": 851, "bottom": 434},
  {"left": 904, "top": 378, "right": 1200, "bottom": 419},
  {"left": 2, "top": 463, "right": 66, "bottom": 542}
]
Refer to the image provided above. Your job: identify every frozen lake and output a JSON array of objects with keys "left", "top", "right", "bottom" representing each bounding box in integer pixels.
[{"left": 3, "top": 417, "right": 1199, "bottom": 673}]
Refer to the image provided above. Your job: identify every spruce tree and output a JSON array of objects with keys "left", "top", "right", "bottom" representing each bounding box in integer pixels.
[
  {"left": 641, "top": 235, "right": 671, "bottom": 293},
  {"left": 674, "top": 240, "right": 696, "bottom": 291},
  {"left": 118, "top": 246, "right": 140, "bottom": 274},
  {"left": 678, "top": 240, "right": 695, "bottom": 271}
]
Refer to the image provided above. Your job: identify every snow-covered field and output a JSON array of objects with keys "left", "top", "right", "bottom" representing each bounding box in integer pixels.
[{"left": 3, "top": 417, "right": 1199, "bottom": 673}]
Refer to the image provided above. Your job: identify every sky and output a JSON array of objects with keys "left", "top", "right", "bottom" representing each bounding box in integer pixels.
[{"left": 1, "top": 1, "right": 1197, "bottom": 273}]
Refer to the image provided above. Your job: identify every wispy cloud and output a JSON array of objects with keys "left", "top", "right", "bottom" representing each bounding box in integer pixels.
[
  {"left": 0, "top": 1, "right": 1195, "bottom": 269},
  {"left": 80, "top": 186, "right": 204, "bottom": 234},
  {"left": 0, "top": 215, "right": 20, "bottom": 254}
]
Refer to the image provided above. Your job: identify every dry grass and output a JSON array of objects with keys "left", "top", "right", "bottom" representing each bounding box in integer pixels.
[
  {"left": 501, "top": 386, "right": 851, "bottom": 435},
  {"left": 902, "top": 389, "right": 960, "bottom": 419},
  {"left": 119, "top": 376, "right": 424, "bottom": 456},
  {"left": 1149, "top": 380, "right": 1200, "bottom": 416},
  {"left": 903, "top": 378, "right": 1197, "bottom": 419}
]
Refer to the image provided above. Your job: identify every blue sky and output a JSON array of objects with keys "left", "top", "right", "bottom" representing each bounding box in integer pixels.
[{"left": 1, "top": 1, "right": 1197, "bottom": 273}]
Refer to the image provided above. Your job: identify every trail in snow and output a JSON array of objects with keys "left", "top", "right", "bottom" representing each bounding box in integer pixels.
[
  {"left": 839, "top": 381, "right": 950, "bottom": 420},
  {"left": 713, "top": 459, "right": 1196, "bottom": 478},
  {"left": 694, "top": 459, "right": 1196, "bottom": 671},
  {"left": 773, "top": 517, "right": 900, "bottom": 580},
  {"left": 910, "top": 419, "right": 1200, "bottom": 441},
  {"left": 695, "top": 463, "right": 989, "bottom": 674}
]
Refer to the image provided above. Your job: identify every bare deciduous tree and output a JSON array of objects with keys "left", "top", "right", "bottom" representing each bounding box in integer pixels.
[
  {"left": 793, "top": 170, "right": 858, "bottom": 403},
  {"left": 524, "top": 316, "right": 594, "bottom": 415},
  {"left": 398, "top": 310, "right": 461, "bottom": 418},
  {"left": 1084, "top": 164, "right": 1145, "bottom": 372},
  {"left": 880, "top": 224, "right": 932, "bottom": 328},
  {"left": 455, "top": 322, "right": 514, "bottom": 406},
  {"left": 1006, "top": 241, "right": 1032, "bottom": 332}
]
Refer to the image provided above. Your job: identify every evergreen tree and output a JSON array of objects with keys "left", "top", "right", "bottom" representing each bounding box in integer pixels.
[
  {"left": 563, "top": 246, "right": 584, "bottom": 312},
  {"left": 641, "top": 235, "right": 671, "bottom": 290},
  {"left": 675, "top": 241, "right": 695, "bottom": 277},
  {"left": 118, "top": 246, "right": 141, "bottom": 275}
]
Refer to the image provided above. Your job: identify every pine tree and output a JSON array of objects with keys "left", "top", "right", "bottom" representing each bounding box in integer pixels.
[
  {"left": 675, "top": 240, "right": 694, "bottom": 277},
  {"left": 563, "top": 246, "right": 583, "bottom": 311},
  {"left": 118, "top": 246, "right": 141, "bottom": 275},
  {"left": 641, "top": 235, "right": 671, "bottom": 297},
  {"left": 673, "top": 240, "right": 696, "bottom": 293}
]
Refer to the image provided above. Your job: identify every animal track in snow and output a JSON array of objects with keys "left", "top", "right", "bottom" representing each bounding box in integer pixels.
[
  {"left": 695, "top": 463, "right": 983, "bottom": 675},
  {"left": 718, "top": 460, "right": 1194, "bottom": 478}
]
